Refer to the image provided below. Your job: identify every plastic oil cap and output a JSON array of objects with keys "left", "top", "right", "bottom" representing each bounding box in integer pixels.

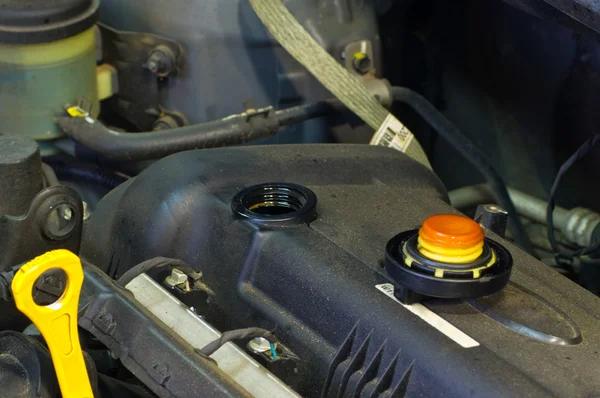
[{"left": 417, "top": 214, "right": 485, "bottom": 264}]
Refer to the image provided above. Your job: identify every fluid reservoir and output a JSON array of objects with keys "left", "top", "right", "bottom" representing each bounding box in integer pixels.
[{"left": 0, "top": 0, "right": 100, "bottom": 154}]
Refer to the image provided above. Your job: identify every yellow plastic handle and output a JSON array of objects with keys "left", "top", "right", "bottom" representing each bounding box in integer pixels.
[{"left": 12, "top": 250, "right": 94, "bottom": 398}]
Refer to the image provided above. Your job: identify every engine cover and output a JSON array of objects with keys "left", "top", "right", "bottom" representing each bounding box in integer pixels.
[{"left": 81, "top": 145, "right": 600, "bottom": 397}]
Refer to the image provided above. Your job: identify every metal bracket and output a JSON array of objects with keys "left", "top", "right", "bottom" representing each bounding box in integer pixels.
[
  {"left": 243, "top": 106, "right": 274, "bottom": 122},
  {"left": 98, "top": 23, "right": 186, "bottom": 131}
]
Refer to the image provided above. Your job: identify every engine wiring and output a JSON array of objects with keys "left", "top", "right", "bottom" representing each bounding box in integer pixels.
[{"left": 195, "top": 327, "right": 279, "bottom": 358}]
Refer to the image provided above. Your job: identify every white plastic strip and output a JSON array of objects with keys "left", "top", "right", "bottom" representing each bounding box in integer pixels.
[
  {"left": 370, "top": 114, "right": 415, "bottom": 152},
  {"left": 376, "top": 283, "right": 479, "bottom": 348}
]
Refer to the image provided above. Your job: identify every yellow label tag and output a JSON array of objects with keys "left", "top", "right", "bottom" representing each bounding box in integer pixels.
[{"left": 66, "top": 107, "right": 88, "bottom": 118}]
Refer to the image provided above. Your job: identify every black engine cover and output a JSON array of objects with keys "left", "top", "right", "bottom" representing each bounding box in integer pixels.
[{"left": 81, "top": 145, "right": 600, "bottom": 397}]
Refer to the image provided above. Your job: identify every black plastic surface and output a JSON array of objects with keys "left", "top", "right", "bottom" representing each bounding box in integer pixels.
[
  {"left": 82, "top": 145, "right": 600, "bottom": 397},
  {"left": 0, "top": 185, "right": 83, "bottom": 271},
  {"left": 0, "top": 0, "right": 99, "bottom": 43},
  {"left": 0, "top": 136, "right": 43, "bottom": 217}
]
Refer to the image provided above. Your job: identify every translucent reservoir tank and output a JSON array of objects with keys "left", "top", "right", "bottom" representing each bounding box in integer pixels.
[{"left": 0, "top": 0, "right": 100, "bottom": 152}]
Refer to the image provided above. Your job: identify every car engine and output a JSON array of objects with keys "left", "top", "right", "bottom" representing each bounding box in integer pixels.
[{"left": 1, "top": 0, "right": 600, "bottom": 397}]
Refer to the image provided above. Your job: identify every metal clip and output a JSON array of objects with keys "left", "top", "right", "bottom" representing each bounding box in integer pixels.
[{"left": 65, "top": 97, "right": 93, "bottom": 118}]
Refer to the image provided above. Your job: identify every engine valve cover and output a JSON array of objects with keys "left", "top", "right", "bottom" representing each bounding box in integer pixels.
[{"left": 82, "top": 145, "right": 600, "bottom": 397}]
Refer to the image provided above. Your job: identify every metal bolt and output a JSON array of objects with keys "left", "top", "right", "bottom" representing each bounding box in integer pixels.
[
  {"left": 61, "top": 206, "right": 72, "bottom": 221},
  {"left": 352, "top": 52, "right": 371, "bottom": 74},
  {"left": 165, "top": 268, "right": 188, "bottom": 287},
  {"left": 146, "top": 45, "right": 176, "bottom": 77},
  {"left": 147, "top": 58, "right": 161, "bottom": 74},
  {"left": 475, "top": 204, "right": 508, "bottom": 237},
  {"left": 152, "top": 115, "right": 181, "bottom": 131},
  {"left": 247, "top": 337, "right": 272, "bottom": 354},
  {"left": 82, "top": 201, "right": 91, "bottom": 221}
]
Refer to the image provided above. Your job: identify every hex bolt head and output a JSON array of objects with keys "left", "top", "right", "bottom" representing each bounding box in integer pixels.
[
  {"left": 146, "top": 45, "right": 176, "bottom": 77},
  {"left": 165, "top": 268, "right": 188, "bottom": 287},
  {"left": 147, "top": 58, "right": 161, "bottom": 73}
]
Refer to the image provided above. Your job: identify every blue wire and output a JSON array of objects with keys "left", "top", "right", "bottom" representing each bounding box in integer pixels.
[{"left": 270, "top": 343, "right": 278, "bottom": 359}]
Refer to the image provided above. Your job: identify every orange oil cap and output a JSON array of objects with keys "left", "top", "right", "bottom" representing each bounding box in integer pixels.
[{"left": 419, "top": 214, "right": 484, "bottom": 250}]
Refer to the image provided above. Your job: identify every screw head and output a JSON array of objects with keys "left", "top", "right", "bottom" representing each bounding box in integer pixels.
[{"left": 247, "top": 337, "right": 272, "bottom": 353}]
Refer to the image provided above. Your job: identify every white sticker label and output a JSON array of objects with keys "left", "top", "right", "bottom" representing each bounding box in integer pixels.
[
  {"left": 370, "top": 114, "right": 415, "bottom": 152},
  {"left": 375, "top": 284, "right": 480, "bottom": 348}
]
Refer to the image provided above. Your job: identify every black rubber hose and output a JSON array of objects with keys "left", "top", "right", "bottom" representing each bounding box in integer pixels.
[
  {"left": 45, "top": 161, "right": 126, "bottom": 189},
  {"left": 41, "top": 163, "right": 60, "bottom": 187},
  {"left": 391, "top": 86, "right": 534, "bottom": 254},
  {"left": 57, "top": 102, "right": 334, "bottom": 162}
]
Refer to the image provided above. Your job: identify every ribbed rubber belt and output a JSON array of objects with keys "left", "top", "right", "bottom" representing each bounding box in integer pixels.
[{"left": 249, "top": 0, "right": 432, "bottom": 169}]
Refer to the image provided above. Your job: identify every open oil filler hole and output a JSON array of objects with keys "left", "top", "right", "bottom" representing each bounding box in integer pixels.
[
  {"left": 245, "top": 189, "right": 304, "bottom": 215},
  {"left": 32, "top": 268, "right": 67, "bottom": 307},
  {"left": 232, "top": 183, "right": 317, "bottom": 226}
]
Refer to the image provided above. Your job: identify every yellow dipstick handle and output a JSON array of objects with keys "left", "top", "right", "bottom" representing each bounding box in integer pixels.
[{"left": 12, "top": 250, "right": 93, "bottom": 398}]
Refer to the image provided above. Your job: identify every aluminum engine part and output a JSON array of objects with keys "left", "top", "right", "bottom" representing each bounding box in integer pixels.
[
  {"left": 126, "top": 274, "right": 299, "bottom": 397},
  {"left": 565, "top": 207, "right": 600, "bottom": 247}
]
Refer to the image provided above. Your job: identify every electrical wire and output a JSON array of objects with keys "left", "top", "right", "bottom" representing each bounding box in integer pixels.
[
  {"left": 45, "top": 161, "right": 127, "bottom": 189},
  {"left": 547, "top": 134, "right": 600, "bottom": 263},
  {"left": 195, "top": 327, "right": 279, "bottom": 357}
]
